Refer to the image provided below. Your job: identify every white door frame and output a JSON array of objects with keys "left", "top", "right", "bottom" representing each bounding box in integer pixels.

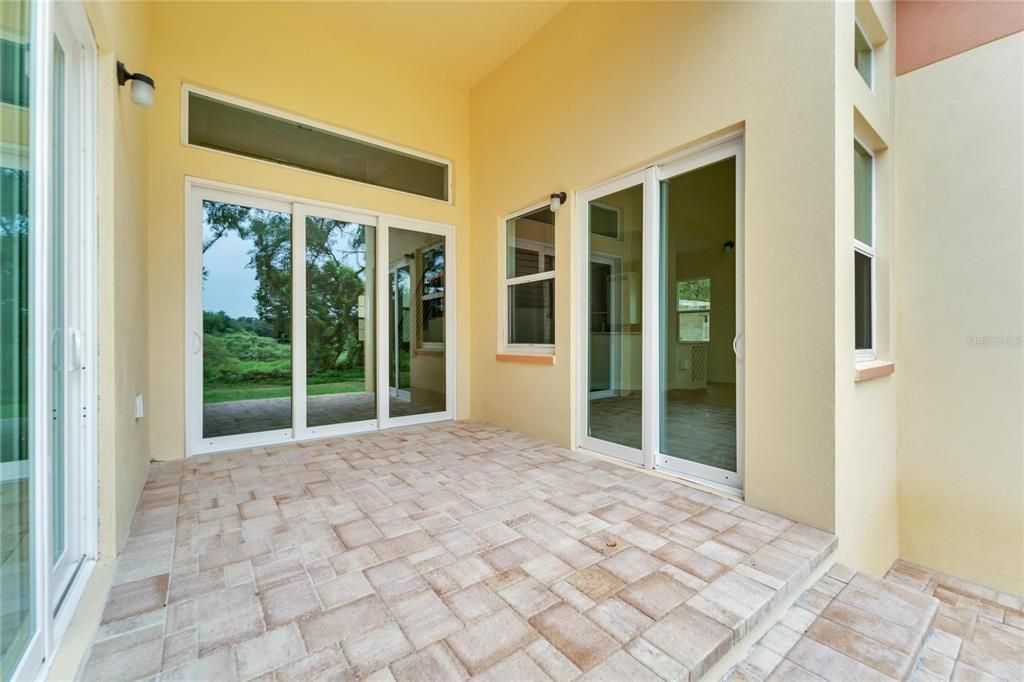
[
  {"left": 574, "top": 133, "right": 744, "bottom": 495},
  {"left": 587, "top": 252, "right": 622, "bottom": 400},
  {"left": 185, "top": 177, "right": 456, "bottom": 457},
  {"left": 388, "top": 258, "right": 412, "bottom": 402},
  {"left": 13, "top": 0, "right": 99, "bottom": 679}
]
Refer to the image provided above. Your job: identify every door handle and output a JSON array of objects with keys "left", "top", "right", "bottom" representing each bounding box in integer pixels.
[
  {"left": 733, "top": 333, "right": 744, "bottom": 360},
  {"left": 68, "top": 327, "right": 83, "bottom": 372},
  {"left": 192, "top": 331, "right": 202, "bottom": 355}
]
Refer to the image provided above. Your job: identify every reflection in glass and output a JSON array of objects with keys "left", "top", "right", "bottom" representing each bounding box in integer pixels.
[
  {"left": 306, "top": 217, "right": 375, "bottom": 427},
  {"left": 508, "top": 279, "right": 554, "bottom": 345},
  {"left": 202, "top": 201, "right": 292, "bottom": 438},
  {"left": 587, "top": 184, "right": 643, "bottom": 450},
  {"left": 389, "top": 228, "right": 446, "bottom": 417},
  {"left": 0, "top": 0, "right": 35, "bottom": 675},
  {"left": 660, "top": 158, "right": 737, "bottom": 473}
]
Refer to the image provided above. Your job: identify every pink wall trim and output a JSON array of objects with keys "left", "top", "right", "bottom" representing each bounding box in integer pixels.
[{"left": 896, "top": 0, "right": 1024, "bottom": 75}]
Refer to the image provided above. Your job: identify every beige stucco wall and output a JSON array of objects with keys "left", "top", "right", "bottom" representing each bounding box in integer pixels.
[
  {"left": 143, "top": 1, "right": 471, "bottom": 461},
  {"left": 895, "top": 32, "right": 1024, "bottom": 595},
  {"left": 833, "top": 0, "right": 901, "bottom": 575},
  {"left": 469, "top": 0, "right": 839, "bottom": 532}
]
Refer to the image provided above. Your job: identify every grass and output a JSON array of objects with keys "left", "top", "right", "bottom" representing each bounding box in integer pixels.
[{"left": 203, "top": 379, "right": 366, "bottom": 404}]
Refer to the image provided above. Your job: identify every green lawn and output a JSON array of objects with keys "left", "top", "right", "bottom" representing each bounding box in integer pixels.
[{"left": 203, "top": 379, "right": 367, "bottom": 404}]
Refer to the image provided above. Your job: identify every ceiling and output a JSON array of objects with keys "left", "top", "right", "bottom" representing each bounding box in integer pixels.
[{"left": 274, "top": 1, "right": 569, "bottom": 90}]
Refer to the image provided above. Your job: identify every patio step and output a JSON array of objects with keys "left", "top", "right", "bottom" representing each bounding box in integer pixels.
[{"left": 722, "top": 563, "right": 941, "bottom": 681}]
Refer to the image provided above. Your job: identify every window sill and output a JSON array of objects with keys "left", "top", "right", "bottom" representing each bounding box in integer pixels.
[
  {"left": 496, "top": 353, "right": 555, "bottom": 366},
  {"left": 855, "top": 359, "right": 895, "bottom": 382}
]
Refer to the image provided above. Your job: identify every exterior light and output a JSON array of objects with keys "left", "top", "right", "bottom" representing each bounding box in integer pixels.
[
  {"left": 117, "top": 61, "right": 155, "bottom": 108},
  {"left": 550, "top": 192, "right": 567, "bottom": 212}
]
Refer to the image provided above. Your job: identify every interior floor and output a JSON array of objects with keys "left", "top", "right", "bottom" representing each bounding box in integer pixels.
[
  {"left": 587, "top": 385, "right": 737, "bottom": 472},
  {"left": 202, "top": 392, "right": 442, "bottom": 439}
]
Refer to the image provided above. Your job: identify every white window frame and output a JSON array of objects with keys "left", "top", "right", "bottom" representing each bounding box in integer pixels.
[
  {"left": 180, "top": 83, "right": 454, "bottom": 205},
  {"left": 499, "top": 201, "right": 556, "bottom": 355},
  {"left": 854, "top": 137, "right": 877, "bottom": 362},
  {"left": 854, "top": 17, "right": 874, "bottom": 91},
  {"left": 184, "top": 177, "right": 456, "bottom": 457},
  {"left": 574, "top": 132, "right": 745, "bottom": 496}
]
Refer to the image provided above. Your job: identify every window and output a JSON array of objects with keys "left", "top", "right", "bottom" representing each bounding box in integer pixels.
[
  {"left": 854, "top": 140, "right": 875, "bottom": 358},
  {"left": 420, "top": 244, "right": 445, "bottom": 346},
  {"left": 186, "top": 89, "right": 451, "bottom": 201},
  {"left": 503, "top": 204, "right": 555, "bottom": 349},
  {"left": 677, "top": 278, "right": 711, "bottom": 343},
  {"left": 855, "top": 21, "right": 873, "bottom": 88}
]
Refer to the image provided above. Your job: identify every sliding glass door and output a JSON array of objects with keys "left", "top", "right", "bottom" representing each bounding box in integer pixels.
[
  {"left": 2, "top": 1, "right": 97, "bottom": 678},
  {"left": 578, "top": 137, "right": 744, "bottom": 493},
  {"left": 187, "top": 182, "right": 455, "bottom": 455}
]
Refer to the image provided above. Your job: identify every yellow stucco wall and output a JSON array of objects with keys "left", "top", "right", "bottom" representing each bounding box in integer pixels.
[
  {"left": 143, "top": 1, "right": 472, "bottom": 461},
  {"left": 833, "top": 0, "right": 901, "bottom": 576},
  {"left": 895, "top": 33, "right": 1024, "bottom": 595},
  {"left": 469, "top": 0, "right": 839, "bottom": 532}
]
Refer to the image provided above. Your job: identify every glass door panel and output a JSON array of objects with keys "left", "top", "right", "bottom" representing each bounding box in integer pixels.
[
  {"left": 387, "top": 228, "right": 446, "bottom": 418},
  {"left": 659, "top": 156, "right": 739, "bottom": 481},
  {"left": 0, "top": 0, "right": 34, "bottom": 673},
  {"left": 585, "top": 184, "right": 644, "bottom": 454},
  {"left": 304, "top": 215, "right": 376, "bottom": 427},
  {"left": 201, "top": 200, "right": 292, "bottom": 439}
]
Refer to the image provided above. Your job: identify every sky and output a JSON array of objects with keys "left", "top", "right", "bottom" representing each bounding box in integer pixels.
[{"left": 203, "top": 229, "right": 259, "bottom": 318}]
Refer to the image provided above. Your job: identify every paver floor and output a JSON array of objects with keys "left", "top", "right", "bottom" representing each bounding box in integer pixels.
[
  {"left": 81, "top": 420, "right": 835, "bottom": 681},
  {"left": 727, "top": 560, "right": 1023, "bottom": 681}
]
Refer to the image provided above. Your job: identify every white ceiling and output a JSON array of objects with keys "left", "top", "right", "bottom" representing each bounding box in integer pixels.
[{"left": 276, "top": 1, "right": 569, "bottom": 90}]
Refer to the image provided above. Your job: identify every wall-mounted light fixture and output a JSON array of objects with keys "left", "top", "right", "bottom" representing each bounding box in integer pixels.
[
  {"left": 117, "top": 61, "right": 155, "bottom": 109},
  {"left": 550, "top": 192, "right": 567, "bottom": 212},
  {"left": 723, "top": 240, "right": 735, "bottom": 253}
]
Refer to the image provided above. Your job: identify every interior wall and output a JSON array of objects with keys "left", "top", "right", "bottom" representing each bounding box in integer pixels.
[
  {"left": 896, "top": 32, "right": 1024, "bottom": 595},
  {"left": 833, "top": 0, "right": 900, "bottom": 576},
  {"left": 144, "top": 1, "right": 471, "bottom": 461},
  {"left": 470, "top": 0, "right": 839, "bottom": 531}
]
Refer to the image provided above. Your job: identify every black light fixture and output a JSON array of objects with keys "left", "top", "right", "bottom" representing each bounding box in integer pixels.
[
  {"left": 723, "top": 240, "right": 735, "bottom": 253},
  {"left": 550, "top": 192, "right": 567, "bottom": 212},
  {"left": 116, "top": 61, "right": 155, "bottom": 108}
]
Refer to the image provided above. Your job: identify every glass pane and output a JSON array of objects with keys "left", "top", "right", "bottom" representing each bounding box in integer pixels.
[
  {"left": 855, "top": 251, "right": 873, "bottom": 350},
  {"left": 854, "top": 141, "right": 873, "bottom": 246},
  {"left": 51, "top": 38, "right": 66, "bottom": 564},
  {"left": 590, "top": 203, "right": 620, "bottom": 239},
  {"left": 508, "top": 279, "right": 554, "bottom": 345},
  {"left": 388, "top": 228, "right": 446, "bottom": 417},
  {"left": 506, "top": 206, "right": 554, "bottom": 278},
  {"left": 855, "top": 23, "right": 872, "bottom": 87},
  {"left": 660, "top": 158, "right": 738, "bottom": 473},
  {"left": 188, "top": 93, "right": 449, "bottom": 201},
  {"left": 587, "top": 183, "right": 643, "bottom": 450},
  {"left": 0, "top": 0, "right": 34, "bottom": 675},
  {"left": 305, "top": 216, "right": 375, "bottom": 427},
  {"left": 202, "top": 201, "right": 292, "bottom": 438}
]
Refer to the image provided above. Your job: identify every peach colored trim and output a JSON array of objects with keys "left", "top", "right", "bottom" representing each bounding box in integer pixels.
[
  {"left": 855, "top": 360, "right": 896, "bottom": 382},
  {"left": 496, "top": 353, "right": 555, "bottom": 365},
  {"left": 896, "top": 1, "right": 1024, "bottom": 76}
]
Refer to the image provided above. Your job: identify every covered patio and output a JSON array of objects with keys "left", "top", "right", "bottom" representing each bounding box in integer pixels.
[{"left": 80, "top": 421, "right": 836, "bottom": 680}]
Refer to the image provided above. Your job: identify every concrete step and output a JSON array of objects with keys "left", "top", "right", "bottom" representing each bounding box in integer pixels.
[{"left": 722, "top": 564, "right": 940, "bottom": 681}]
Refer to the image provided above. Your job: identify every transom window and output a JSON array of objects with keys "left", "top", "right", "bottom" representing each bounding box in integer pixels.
[{"left": 502, "top": 204, "right": 555, "bottom": 350}]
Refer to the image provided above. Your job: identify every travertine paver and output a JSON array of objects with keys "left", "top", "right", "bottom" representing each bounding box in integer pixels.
[
  {"left": 81, "top": 420, "right": 836, "bottom": 681},
  {"left": 726, "top": 558, "right": 1024, "bottom": 681}
]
